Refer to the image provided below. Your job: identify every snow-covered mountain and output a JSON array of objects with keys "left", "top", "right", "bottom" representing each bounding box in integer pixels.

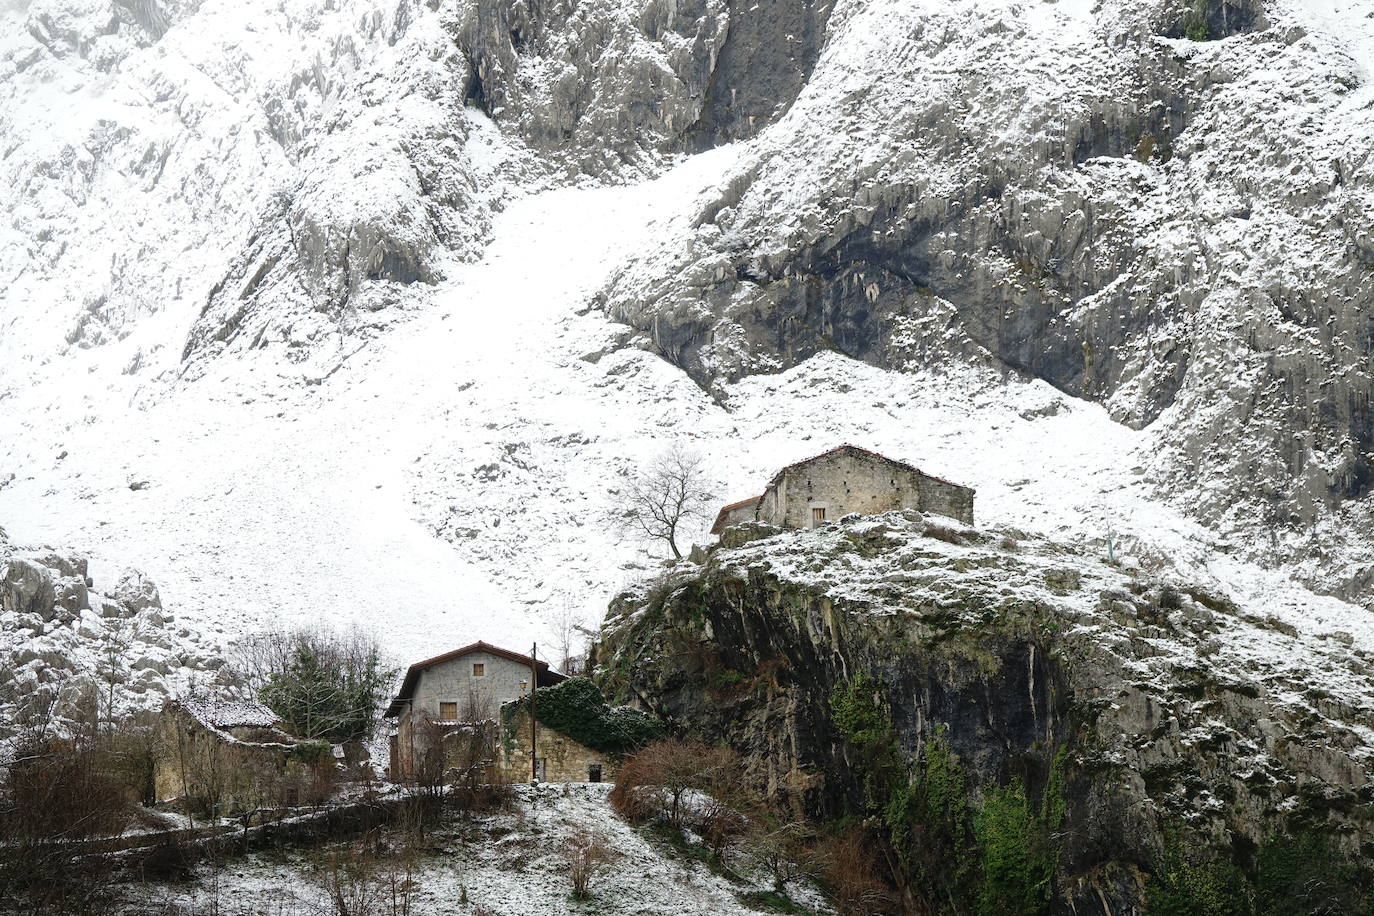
[{"left": 1, "top": 0, "right": 1370, "bottom": 682}]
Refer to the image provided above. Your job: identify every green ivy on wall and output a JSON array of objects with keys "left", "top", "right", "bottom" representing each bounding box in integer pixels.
[{"left": 504, "top": 677, "right": 662, "bottom": 755}]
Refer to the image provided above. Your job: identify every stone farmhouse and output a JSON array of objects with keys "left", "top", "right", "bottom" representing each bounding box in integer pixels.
[
  {"left": 498, "top": 701, "right": 619, "bottom": 785},
  {"left": 712, "top": 445, "right": 975, "bottom": 534},
  {"left": 384, "top": 641, "right": 567, "bottom": 780}
]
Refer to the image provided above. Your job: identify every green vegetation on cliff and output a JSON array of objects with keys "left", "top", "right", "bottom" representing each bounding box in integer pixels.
[{"left": 831, "top": 678, "right": 1064, "bottom": 915}]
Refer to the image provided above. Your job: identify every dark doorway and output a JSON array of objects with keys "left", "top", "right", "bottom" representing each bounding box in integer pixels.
[{"left": 588, "top": 764, "right": 602, "bottom": 783}]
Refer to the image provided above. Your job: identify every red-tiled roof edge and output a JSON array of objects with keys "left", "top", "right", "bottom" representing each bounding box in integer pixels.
[
  {"left": 764, "top": 444, "right": 972, "bottom": 492},
  {"left": 711, "top": 495, "right": 763, "bottom": 534},
  {"left": 410, "top": 640, "right": 552, "bottom": 673}
]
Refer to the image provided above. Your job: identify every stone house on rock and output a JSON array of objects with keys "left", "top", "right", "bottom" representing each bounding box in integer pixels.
[
  {"left": 385, "top": 641, "right": 567, "bottom": 780},
  {"left": 712, "top": 445, "right": 975, "bottom": 534}
]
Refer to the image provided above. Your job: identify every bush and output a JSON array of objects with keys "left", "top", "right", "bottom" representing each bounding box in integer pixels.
[
  {"left": 563, "top": 826, "right": 618, "bottom": 900},
  {"left": 0, "top": 737, "right": 134, "bottom": 909},
  {"left": 610, "top": 738, "right": 737, "bottom": 826},
  {"left": 973, "top": 780, "right": 1056, "bottom": 916},
  {"left": 812, "top": 825, "right": 898, "bottom": 915},
  {"left": 1145, "top": 827, "right": 1248, "bottom": 916}
]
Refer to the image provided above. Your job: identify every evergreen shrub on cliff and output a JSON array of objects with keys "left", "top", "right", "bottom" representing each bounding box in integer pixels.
[{"left": 508, "top": 677, "right": 662, "bottom": 754}]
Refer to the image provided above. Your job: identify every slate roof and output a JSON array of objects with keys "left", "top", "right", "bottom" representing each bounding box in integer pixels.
[{"left": 181, "top": 695, "right": 279, "bottom": 730}]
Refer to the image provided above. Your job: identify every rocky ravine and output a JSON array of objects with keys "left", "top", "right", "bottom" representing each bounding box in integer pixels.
[{"left": 596, "top": 512, "right": 1374, "bottom": 912}]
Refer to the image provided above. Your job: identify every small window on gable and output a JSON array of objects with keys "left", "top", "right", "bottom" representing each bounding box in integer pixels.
[
  {"left": 812, "top": 507, "right": 827, "bottom": 523},
  {"left": 438, "top": 701, "right": 458, "bottom": 721},
  {"left": 472, "top": 663, "right": 485, "bottom": 677}
]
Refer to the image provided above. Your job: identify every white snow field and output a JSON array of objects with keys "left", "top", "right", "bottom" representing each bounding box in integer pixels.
[
  {"left": 3, "top": 135, "right": 1369, "bottom": 667},
  {"left": 3, "top": 0, "right": 1372, "bottom": 673}
]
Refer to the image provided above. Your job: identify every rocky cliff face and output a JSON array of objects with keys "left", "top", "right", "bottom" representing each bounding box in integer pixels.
[
  {"left": 597, "top": 0, "right": 1374, "bottom": 605},
  {"left": 596, "top": 512, "right": 1374, "bottom": 913}
]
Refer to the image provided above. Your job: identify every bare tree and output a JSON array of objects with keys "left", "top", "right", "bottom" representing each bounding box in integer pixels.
[
  {"left": 547, "top": 601, "right": 590, "bottom": 676},
  {"left": 618, "top": 444, "right": 715, "bottom": 560}
]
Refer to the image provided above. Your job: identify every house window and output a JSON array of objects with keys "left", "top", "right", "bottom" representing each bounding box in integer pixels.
[
  {"left": 588, "top": 764, "right": 602, "bottom": 783},
  {"left": 812, "top": 507, "right": 826, "bottom": 523},
  {"left": 472, "top": 663, "right": 485, "bottom": 677},
  {"left": 438, "top": 701, "right": 458, "bottom": 721}
]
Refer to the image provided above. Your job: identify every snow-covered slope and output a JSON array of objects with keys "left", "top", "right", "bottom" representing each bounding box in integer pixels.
[
  {"left": 601, "top": 0, "right": 1374, "bottom": 604},
  {"left": 121, "top": 783, "right": 835, "bottom": 915},
  {"left": 1, "top": 0, "right": 1369, "bottom": 680}
]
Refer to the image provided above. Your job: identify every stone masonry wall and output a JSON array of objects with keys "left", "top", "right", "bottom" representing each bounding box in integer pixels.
[
  {"left": 755, "top": 449, "right": 974, "bottom": 528},
  {"left": 718, "top": 499, "right": 762, "bottom": 531},
  {"left": 759, "top": 449, "right": 923, "bottom": 528},
  {"left": 498, "top": 706, "right": 616, "bottom": 784},
  {"left": 919, "top": 475, "right": 975, "bottom": 525},
  {"left": 415, "top": 651, "right": 535, "bottom": 721},
  {"left": 155, "top": 706, "right": 314, "bottom": 814}
]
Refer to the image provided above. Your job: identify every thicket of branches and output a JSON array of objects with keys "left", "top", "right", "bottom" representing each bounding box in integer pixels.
[
  {"left": 233, "top": 625, "right": 394, "bottom": 742},
  {"left": 0, "top": 711, "right": 169, "bottom": 913}
]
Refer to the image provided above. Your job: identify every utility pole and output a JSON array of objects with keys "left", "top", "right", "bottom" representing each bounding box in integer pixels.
[{"left": 530, "top": 642, "right": 539, "bottom": 784}]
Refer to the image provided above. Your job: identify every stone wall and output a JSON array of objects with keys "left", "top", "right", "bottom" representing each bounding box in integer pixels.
[
  {"left": 497, "top": 706, "right": 616, "bottom": 784},
  {"left": 756, "top": 449, "right": 974, "bottom": 528},
  {"left": 414, "top": 650, "right": 535, "bottom": 721},
  {"left": 715, "top": 498, "right": 762, "bottom": 532},
  {"left": 919, "top": 475, "right": 975, "bottom": 525},
  {"left": 154, "top": 706, "right": 324, "bottom": 815}
]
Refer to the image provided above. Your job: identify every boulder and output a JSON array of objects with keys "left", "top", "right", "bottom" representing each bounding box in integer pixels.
[
  {"left": 2, "top": 558, "right": 56, "bottom": 620},
  {"left": 131, "top": 654, "right": 169, "bottom": 675},
  {"left": 53, "top": 576, "right": 90, "bottom": 613},
  {"left": 22, "top": 550, "right": 87, "bottom": 581},
  {"left": 112, "top": 568, "right": 161, "bottom": 616}
]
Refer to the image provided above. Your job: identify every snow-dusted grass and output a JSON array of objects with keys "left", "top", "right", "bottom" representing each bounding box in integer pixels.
[{"left": 126, "top": 784, "right": 834, "bottom": 916}]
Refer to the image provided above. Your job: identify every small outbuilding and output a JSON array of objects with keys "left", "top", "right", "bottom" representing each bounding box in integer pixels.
[
  {"left": 155, "top": 695, "right": 330, "bottom": 816},
  {"left": 713, "top": 444, "right": 975, "bottom": 534}
]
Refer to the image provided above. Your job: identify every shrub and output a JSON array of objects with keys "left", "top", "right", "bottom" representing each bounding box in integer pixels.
[
  {"left": 0, "top": 737, "right": 133, "bottom": 909},
  {"left": 829, "top": 675, "right": 898, "bottom": 806},
  {"left": 610, "top": 738, "right": 737, "bottom": 826},
  {"left": 812, "top": 825, "right": 898, "bottom": 915},
  {"left": 973, "top": 780, "right": 1056, "bottom": 916},
  {"left": 563, "top": 826, "right": 618, "bottom": 900},
  {"left": 923, "top": 522, "right": 967, "bottom": 546},
  {"left": 235, "top": 625, "right": 395, "bottom": 742},
  {"left": 885, "top": 728, "right": 976, "bottom": 902},
  {"left": 1145, "top": 828, "right": 1248, "bottom": 916}
]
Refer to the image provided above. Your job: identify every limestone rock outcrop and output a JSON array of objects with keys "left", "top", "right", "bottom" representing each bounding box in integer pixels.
[
  {"left": 597, "top": 512, "right": 1374, "bottom": 912},
  {"left": 0, "top": 535, "right": 225, "bottom": 749}
]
